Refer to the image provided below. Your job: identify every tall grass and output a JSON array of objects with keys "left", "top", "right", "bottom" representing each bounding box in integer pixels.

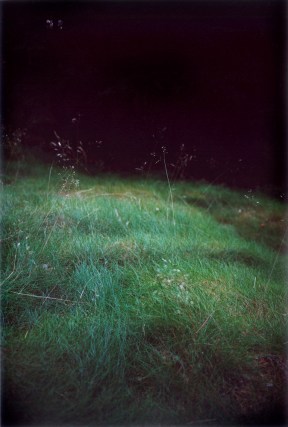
[{"left": 1, "top": 157, "right": 287, "bottom": 425}]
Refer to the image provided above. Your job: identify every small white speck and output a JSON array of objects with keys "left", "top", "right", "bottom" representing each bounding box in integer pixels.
[{"left": 266, "top": 382, "right": 273, "bottom": 388}]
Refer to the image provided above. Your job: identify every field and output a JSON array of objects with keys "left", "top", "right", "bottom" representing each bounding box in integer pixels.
[{"left": 1, "top": 159, "right": 287, "bottom": 425}]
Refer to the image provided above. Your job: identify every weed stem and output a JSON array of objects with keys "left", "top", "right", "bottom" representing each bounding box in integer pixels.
[{"left": 163, "top": 151, "right": 175, "bottom": 226}]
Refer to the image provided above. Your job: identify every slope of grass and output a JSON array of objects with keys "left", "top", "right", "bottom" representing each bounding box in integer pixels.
[{"left": 1, "top": 159, "right": 287, "bottom": 425}]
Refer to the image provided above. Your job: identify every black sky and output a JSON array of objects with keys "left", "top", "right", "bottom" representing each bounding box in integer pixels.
[{"left": 2, "top": 0, "right": 287, "bottom": 193}]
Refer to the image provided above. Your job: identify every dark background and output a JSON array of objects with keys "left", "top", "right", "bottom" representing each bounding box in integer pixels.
[{"left": 2, "top": 0, "right": 287, "bottom": 194}]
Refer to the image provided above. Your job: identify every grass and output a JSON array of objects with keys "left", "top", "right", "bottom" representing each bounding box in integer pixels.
[{"left": 1, "top": 158, "right": 287, "bottom": 425}]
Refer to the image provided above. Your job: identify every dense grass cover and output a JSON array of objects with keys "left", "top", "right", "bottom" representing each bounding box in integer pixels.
[{"left": 1, "top": 160, "right": 287, "bottom": 425}]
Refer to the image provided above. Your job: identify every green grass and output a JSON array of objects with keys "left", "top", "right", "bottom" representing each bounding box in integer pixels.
[{"left": 1, "top": 159, "right": 287, "bottom": 425}]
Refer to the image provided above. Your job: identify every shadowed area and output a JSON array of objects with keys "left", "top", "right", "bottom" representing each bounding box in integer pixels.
[
  {"left": 182, "top": 193, "right": 287, "bottom": 251},
  {"left": 2, "top": 0, "right": 286, "bottom": 195}
]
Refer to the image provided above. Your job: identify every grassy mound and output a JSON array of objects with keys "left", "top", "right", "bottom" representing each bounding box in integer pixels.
[{"left": 1, "top": 160, "right": 287, "bottom": 425}]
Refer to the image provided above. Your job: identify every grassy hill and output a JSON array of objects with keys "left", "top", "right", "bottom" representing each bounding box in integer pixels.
[{"left": 1, "top": 159, "right": 287, "bottom": 425}]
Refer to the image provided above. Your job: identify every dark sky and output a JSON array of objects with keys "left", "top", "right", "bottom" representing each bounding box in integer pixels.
[{"left": 2, "top": 0, "right": 287, "bottom": 192}]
